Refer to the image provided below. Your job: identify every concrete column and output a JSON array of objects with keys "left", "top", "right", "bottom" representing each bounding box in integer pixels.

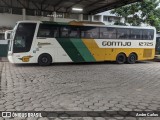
[
  {"left": 53, "top": 11, "right": 56, "bottom": 22},
  {"left": 100, "top": 15, "right": 103, "bottom": 22},
  {"left": 10, "top": 8, "right": 12, "bottom": 14},
  {"left": 89, "top": 15, "right": 94, "bottom": 22},
  {"left": 22, "top": 8, "right": 26, "bottom": 20},
  {"left": 62, "top": 13, "right": 64, "bottom": 18},
  {"left": 79, "top": 14, "right": 83, "bottom": 21},
  {"left": 41, "top": 11, "right": 44, "bottom": 16}
]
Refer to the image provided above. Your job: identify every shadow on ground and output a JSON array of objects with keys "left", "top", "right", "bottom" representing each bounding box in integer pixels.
[{"left": 12, "top": 61, "right": 150, "bottom": 67}]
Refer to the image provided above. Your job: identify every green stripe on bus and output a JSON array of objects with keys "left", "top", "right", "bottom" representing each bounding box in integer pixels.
[
  {"left": 70, "top": 38, "right": 96, "bottom": 62},
  {"left": 56, "top": 38, "right": 85, "bottom": 62}
]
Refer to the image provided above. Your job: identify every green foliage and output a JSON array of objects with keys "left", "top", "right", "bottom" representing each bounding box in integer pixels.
[
  {"left": 111, "top": 0, "right": 160, "bottom": 30},
  {"left": 114, "top": 21, "right": 126, "bottom": 26}
]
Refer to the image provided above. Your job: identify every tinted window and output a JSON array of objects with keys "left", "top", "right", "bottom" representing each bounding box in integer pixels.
[
  {"left": 81, "top": 27, "right": 99, "bottom": 39},
  {"left": 143, "top": 29, "right": 154, "bottom": 40},
  {"left": 117, "top": 28, "right": 130, "bottom": 39},
  {"left": 60, "top": 26, "right": 80, "bottom": 38},
  {"left": 61, "top": 26, "right": 69, "bottom": 37},
  {"left": 100, "top": 27, "right": 116, "bottom": 39},
  {"left": 130, "top": 29, "right": 142, "bottom": 40},
  {"left": 0, "top": 33, "right": 4, "bottom": 40},
  {"left": 37, "top": 24, "right": 59, "bottom": 38},
  {"left": 69, "top": 27, "right": 80, "bottom": 38},
  {"left": 156, "top": 37, "right": 160, "bottom": 52},
  {"left": 13, "top": 23, "right": 36, "bottom": 53}
]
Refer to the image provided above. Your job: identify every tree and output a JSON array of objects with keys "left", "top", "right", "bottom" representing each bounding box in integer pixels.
[{"left": 111, "top": 0, "right": 160, "bottom": 30}]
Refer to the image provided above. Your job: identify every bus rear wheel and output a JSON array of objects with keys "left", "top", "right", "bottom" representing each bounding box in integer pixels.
[
  {"left": 38, "top": 53, "right": 52, "bottom": 66},
  {"left": 127, "top": 53, "right": 137, "bottom": 64},
  {"left": 116, "top": 53, "right": 126, "bottom": 64}
]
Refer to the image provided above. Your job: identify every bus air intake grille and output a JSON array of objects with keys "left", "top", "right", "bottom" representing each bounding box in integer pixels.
[{"left": 143, "top": 49, "right": 152, "bottom": 58}]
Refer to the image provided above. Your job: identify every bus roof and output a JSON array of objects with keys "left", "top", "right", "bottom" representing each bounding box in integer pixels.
[{"left": 16, "top": 20, "right": 156, "bottom": 30}]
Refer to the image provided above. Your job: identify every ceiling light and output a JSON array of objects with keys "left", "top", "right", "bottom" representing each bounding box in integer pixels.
[{"left": 72, "top": 8, "right": 83, "bottom": 11}]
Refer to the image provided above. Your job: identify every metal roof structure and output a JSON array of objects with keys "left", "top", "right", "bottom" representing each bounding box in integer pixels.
[{"left": 0, "top": 0, "right": 142, "bottom": 14}]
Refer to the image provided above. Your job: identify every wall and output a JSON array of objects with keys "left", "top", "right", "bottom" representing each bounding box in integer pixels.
[
  {"left": 0, "top": 14, "right": 21, "bottom": 27},
  {"left": 0, "top": 13, "right": 77, "bottom": 27},
  {"left": 0, "top": 11, "right": 124, "bottom": 27},
  {"left": 96, "top": 11, "right": 124, "bottom": 25}
]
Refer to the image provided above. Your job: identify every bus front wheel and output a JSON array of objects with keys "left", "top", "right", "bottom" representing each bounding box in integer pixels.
[
  {"left": 116, "top": 53, "right": 126, "bottom": 64},
  {"left": 38, "top": 53, "right": 52, "bottom": 66},
  {"left": 127, "top": 53, "right": 137, "bottom": 64}
]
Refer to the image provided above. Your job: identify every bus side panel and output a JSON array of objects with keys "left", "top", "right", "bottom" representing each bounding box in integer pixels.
[
  {"left": 82, "top": 38, "right": 155, "bottom": 61},
  {"left": 82, "top": 39, "right": 106, "bottom": 61},
  {"left": 56, "top": 38, "right": 85, "bottom": 62},
  {"left": 105, "top": 48, "right": 155, "bottom": 61},
  {"left": 70, "top": 38, "right": 96, "bottom": 62},
  {"left": 36, "top": 38, "right": 72, "bottom": 63}
]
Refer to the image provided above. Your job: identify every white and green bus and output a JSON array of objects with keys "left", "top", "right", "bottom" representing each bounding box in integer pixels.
[{"left": 6, "top": 21, "right": 156, "bottom": 65}]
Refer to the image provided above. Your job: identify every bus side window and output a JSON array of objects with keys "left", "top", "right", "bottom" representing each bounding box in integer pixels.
[
  {"left": 61, "top": 27, "right": 69, "bottom": 37},
  {"left": 117, "top": 28, "right": 130, "bottom": 39},
  {"left": 37, "top": 24, "right": 59, "bottom": 38},
  {"left": 69, "top": 27, "right": 80, "bottom": 38},
  {"left": 130, "top": 29, "right": 142, "bottom": 40},
  {"left": 91, "top": 28, "right": 99, "bottom": 38},
  {"left": 38, "top": 29, "right": 50, "bottom": 37},
  {"left": 143, "top": 29, "right": 154, "bottom": 40},
  {"left": 100, "top": 28, "right": 108, "bottom": 39},
  {"left": 85, "top": 32, "right": 92, "bottom": 38},
  {"left": 50, "top": 27, "right": 59, "bottom": 38},
  {"left": 100, "top": 27, "right": 116, "bottom": 39},
  {"left": 81, "top": 27, "right": 99, "bottom": 39},
  {"left": 81, "top": 31, "right": 91, "bottom": 38},
  {"left": 38, "top": 24, "right": 50, "bottom": 37}
]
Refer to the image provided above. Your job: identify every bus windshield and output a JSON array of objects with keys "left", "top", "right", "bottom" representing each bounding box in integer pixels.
[{"left": 13, "top": 23, "right": 36, "bottom": 53}]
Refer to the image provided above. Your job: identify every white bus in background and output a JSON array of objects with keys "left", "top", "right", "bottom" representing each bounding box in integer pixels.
[{"left": 6, "top": 21, "right": 156, "bottom": 65}]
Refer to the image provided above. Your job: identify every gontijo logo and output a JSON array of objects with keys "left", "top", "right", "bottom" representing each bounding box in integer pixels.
[{"left": 102, "top": 41, "right": 131, "bottom": 46}]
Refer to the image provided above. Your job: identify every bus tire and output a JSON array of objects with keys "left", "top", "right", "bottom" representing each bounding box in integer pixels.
[
  {"left": 127, "top": 53, "right": 137, "bottom": 64},
  {"left": 116, "top": 53, "right": 126, "bottom": 64},
  {"left": 38, "top": 53, "right": 52, "bottom": 66}
]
